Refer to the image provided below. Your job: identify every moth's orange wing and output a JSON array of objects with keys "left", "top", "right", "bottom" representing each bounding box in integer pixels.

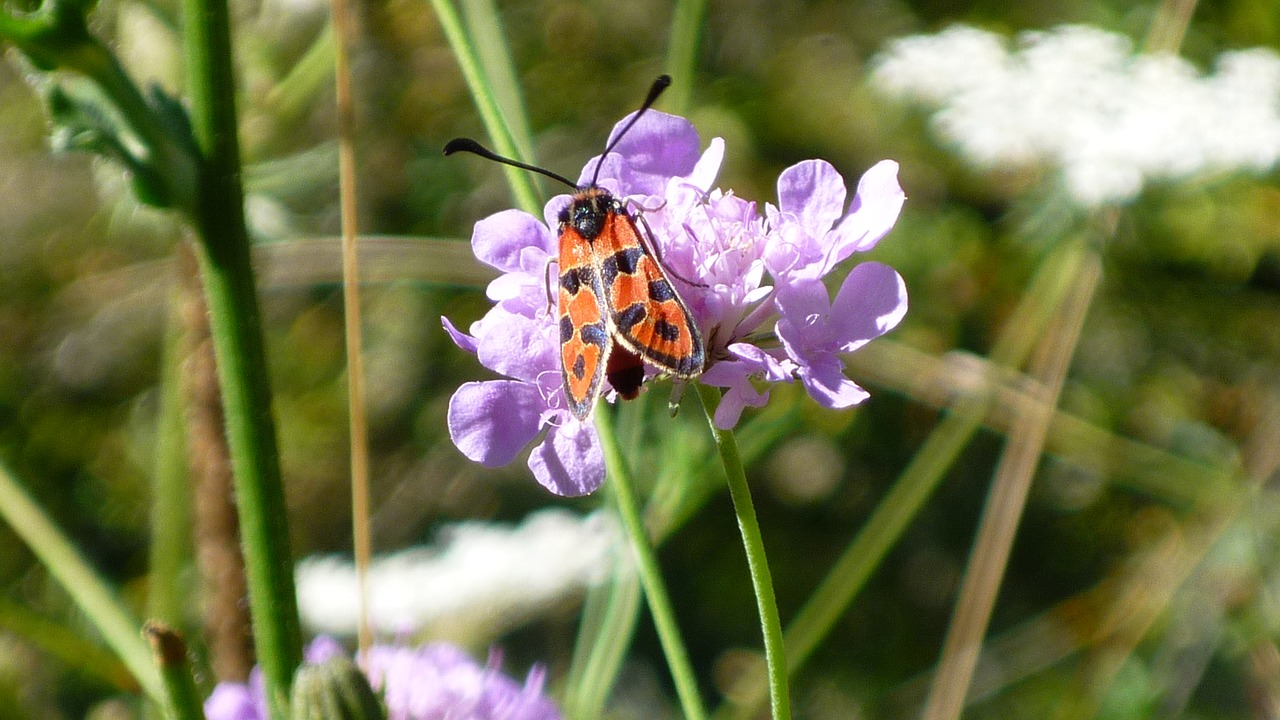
[
  {"left": 558, "top": 225, "right": 611, "bottom": 420},
  {"left": 596, "top": 206, "right": 705, "bottom": 377}
]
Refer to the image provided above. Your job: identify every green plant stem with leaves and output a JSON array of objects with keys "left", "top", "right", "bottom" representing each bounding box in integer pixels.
[
  {"left": 0, "top": 0, "right": 197, "bottom": 209},
  {"left": 3, "top": 0, "right": 303, "bottom": 713}
]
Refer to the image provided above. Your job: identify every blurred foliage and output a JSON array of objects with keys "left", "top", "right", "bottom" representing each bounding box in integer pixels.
[{"left": 3, "top": 0, "right": 1280, "bottom": 717}]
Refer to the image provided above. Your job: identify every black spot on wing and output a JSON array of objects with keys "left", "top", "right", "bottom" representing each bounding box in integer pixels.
[
  {"left": 561, "top": 266, "right": 595, "bottom": 296},
  {"left": 600, "top": 247, "right": 643, "bottom": 288},
  {"left": 614, "top": 304, "right": 647, "bottom": 334},
  {"left": 653, "top": 318, "right": 681, "bottom": 342},
  {"left": 579, "top": 322, "right": 609, "bottom": 348},
  {"left": 648, "top": 278, "right": 675, "bottom": 302}
]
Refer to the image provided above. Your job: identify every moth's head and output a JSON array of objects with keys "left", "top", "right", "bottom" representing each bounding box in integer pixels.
[{"left": 562, "top": 187, "right": 615, "bottom": 240}]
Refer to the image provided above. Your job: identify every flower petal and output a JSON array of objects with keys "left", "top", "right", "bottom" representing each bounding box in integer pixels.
[
  {"left": 441, "top": 316, "right": 478, "bottom": 354},
  {"left": 486, "top": 270, "right": 542, "bottom": 305},
  {"left": 473, "top": 209, "right": 555, "bottom": 272},
  {"left": 777, "top": 159, "right": 847, "bottom": 238},
  {"left": 543, "top": 195, "right": 572, "bottom": 236},
  {"left": 528, "top": 419, "right": 605, "bottom": 496},
  {"left": 304, "top": 636, "right": 346, "bottom": 664},
  {"left": 475, "top": 309, "right": 557, "bottom": 384},
  {"left": 581, "top": 110, "right": 702, "bottom": 197},
  {"left": 204, "top": 684, "right": 258, "bottom": 720},
  {"left": 448, "top": 381, "right": 545, "bottom": 467},
  {"left": 687, "top": 137, "right": 725, "bottom": 192},
  {"left": 829, "top": 262, "right": 909, "bottom": 353},
  {"left": 828, "top": 160, "right": 905, "bottom": 264},
  {"left": 714, "top": 381, "right": 771, "bottom": 429},
  {"left": 775, "top": 278, "right": 834, "bottom": 349},
  {"left": 798, "top": 355, "right": 871, "bottom": 409}
]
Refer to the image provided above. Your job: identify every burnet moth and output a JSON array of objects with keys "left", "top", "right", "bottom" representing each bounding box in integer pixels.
[{"left": 445, "top": 75, "right": 705, "bottom": 420}]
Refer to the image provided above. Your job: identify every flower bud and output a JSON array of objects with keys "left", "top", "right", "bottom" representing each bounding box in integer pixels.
[{"left": 290, "top": 656, "right": 384, "bottom": 720}]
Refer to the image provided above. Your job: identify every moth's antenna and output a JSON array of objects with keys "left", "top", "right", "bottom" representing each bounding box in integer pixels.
[
  {"left": 589, "top": 75, "right": 672, "bottom": 187},
  {"left": 443, "top": 138, "right": 579, "bottom": 190},
  {"left": 445, "top": 75, "right": 672, "bottom": 192}
]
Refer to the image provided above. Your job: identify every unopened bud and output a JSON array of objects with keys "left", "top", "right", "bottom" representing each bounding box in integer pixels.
[{"left": 290, "top": 657, "right": 384, "bottom": 720}]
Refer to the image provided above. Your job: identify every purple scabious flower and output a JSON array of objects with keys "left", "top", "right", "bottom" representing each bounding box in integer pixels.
[
  {"left": 444, "top": 109, "right": 907, "bottom": 491},
  {"left": 366, "top": 643, "right": 559, "bottom": 720},
  {"left": 203, "top": 637, "right": 560, "bottom": 720}
]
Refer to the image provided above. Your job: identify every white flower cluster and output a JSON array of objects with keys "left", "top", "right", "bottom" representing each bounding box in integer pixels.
[
  {"left": 871, "top": 24, "right": 1280, "bottom": 206},
  {"left": 296, "top": 509, "right": 620, "bottom": 642}
]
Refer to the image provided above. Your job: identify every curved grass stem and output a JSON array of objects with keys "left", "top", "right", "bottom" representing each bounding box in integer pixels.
[{"left": 595, "top": 408, "right": 708, "bottom": 720}]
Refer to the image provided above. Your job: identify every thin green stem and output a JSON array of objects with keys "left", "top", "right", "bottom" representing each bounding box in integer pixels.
[
  {"left": 458, "top": 0, "right": 536, "bottom": 163},
  {"left": 429, "top": 0, "right": 540, "bottom": 215},
  {"left": 663, "top": 0, "right": 707, "bottom": 114},
  {"left": 263, "top": 24, "right": 336, "bottom": 137},
  {"left": 595, "top": 408, "right": 708, "bottom": 720},
  {"left": 183, "top": 0, "right": 302, "bottom": 710},
  {"left": 147, "top": 269, "right": 193, "bottom": 628},
  {"left": 0, "top": 599, "right": 132, "bottom": 689},
  {"left": 564, "top": 558, "right": 643, "bottom": 720},
  {"left": 188, "top": 166, "right": 302, "bottom": 718},
  {"left": 696, "top": 385, "right": 791, "bottom": 720},
  {"left": 0, "top": 462, "right": 163, "bottom": 701}
]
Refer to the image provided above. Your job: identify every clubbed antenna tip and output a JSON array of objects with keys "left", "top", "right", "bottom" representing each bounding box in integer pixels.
[
  {"left": 590, "top": 75, "right": 673, "bottom": 186},
  {"left": 442, "top": 137, "right": 578, "bottom": 190}
]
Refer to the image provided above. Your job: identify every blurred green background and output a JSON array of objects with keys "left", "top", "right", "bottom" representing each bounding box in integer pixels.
[{"left": 4, "top": 0, "right": 1280, "bottom": 717}]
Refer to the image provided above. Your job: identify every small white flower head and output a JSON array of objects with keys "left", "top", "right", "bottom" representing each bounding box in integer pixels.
[
  {"left": 871, "top": 24, "right": 1280, "bottom": 207},
  {"left": 296, "top": 509, "right": 620, "bottom": 641}
]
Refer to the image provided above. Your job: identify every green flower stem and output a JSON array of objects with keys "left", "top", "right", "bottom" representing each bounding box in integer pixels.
[
  {"left": 428, "top": 0, "right": 540, "bottom": 216},
  {"left": 663, "top": 0, "right": 707, "bottom": 114},
  {"left": 188, "top": 118, "right": 302, "bottom": 720},
  {"left": 183, "top": 0, "right": 302, "bottom": 711},
  {"left": 0, "top": 462, "right": 163, "bottom": 702},
  {"left": 144, "top": 622, "right": 208, "bottom": 720},
  {"left": 595, "top": 408, "right": 708, "bottom": 720},
  {"left": 695, "top": 385, "right": 791, "bottom": 720}
]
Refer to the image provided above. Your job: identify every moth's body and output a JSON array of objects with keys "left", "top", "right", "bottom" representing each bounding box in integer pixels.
[{"left": 556, "top": 187, "right": 704, "bottom": 419}]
